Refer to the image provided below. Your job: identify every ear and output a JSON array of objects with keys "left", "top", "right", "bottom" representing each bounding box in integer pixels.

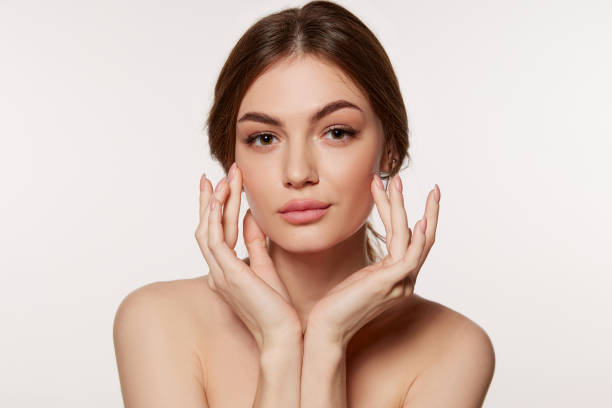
[{"left": 379, "top": 146, "right": 397, "bottom": 174}]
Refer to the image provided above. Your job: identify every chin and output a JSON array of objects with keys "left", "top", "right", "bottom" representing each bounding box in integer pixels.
[
  {"left": 267, "top": 224, "right": 342, "bottom": 253},
  {"left": 273, "top": 225, "right": 362, "bottom": 255},
  {"left": 257, "top": 204, "right": 372, "bottom": 253},
  {"left": 270, "top": 237, "right": 337, "bottom": 254}
]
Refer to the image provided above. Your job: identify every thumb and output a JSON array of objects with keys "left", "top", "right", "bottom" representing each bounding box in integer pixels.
[
  {"left": 243, "top": 209, "right": 292, "bottom": 303},
  {"left": 243, "top": 209, "right": 274, "bottom": 271}
]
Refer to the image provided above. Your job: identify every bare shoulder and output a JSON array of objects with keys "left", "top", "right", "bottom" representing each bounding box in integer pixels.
[
  {"left": 396, "top": 295, "right": 496, "bottom": 407},
  {"left": 112, "top": 277, "right": 216, "bottom": 406},
  {"left": 115, "top": 276, "right": 210, "bottom": 321},
  {"left": 113, "top": 274, "right": 241, "bottom": 342},
  {"left": 113, "top": 276, "right": 214, "bottom": 355},
  {"left": 409, "top": 295, "right": 494, "bottom": 349},
  {"left": 113, "top": 255, "right": 255, "bottom": 346}
]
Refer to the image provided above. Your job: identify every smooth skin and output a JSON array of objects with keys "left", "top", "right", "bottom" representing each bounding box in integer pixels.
[
  {"left": 197, "top": 159, "right": 445, "bottom": 407},
  {"left": 196, "top": 165, "right": 302, "bottom": 353},
  {"left": 113, "top": 54, "right": 495, "bottom": 407},
  {"left": 198, "top": 165, "right": 435, "bottom": 350}
]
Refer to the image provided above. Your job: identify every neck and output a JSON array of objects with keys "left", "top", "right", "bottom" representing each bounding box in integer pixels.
[{"left": 268, "top": 224, "right": 371, "bottom": 328}]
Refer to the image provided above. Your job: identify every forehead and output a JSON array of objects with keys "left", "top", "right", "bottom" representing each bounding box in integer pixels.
[{"left": 237, "top": 54, "right": 370, "bottom": 118}]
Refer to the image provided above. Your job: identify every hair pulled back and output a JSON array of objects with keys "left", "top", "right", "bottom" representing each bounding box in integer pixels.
[{"left": 206, "top": 0, "right": 409, "bottom": 263}]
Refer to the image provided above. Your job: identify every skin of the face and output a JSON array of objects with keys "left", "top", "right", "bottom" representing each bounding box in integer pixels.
[{"left": 235, "top": 53, "right": 386, "bottom": 254}]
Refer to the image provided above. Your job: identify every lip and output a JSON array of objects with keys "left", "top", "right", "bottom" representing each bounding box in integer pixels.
[
  {"left": 279, "top": 206, "right": 330, "bottom": 224},
  {"left": 278, "top": 199, "right": 331, "bottom": 213},
  {"left": 278, "top": 199, "right": 331, "bottom": 225}
]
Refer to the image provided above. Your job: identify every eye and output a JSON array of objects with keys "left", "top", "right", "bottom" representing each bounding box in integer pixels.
[
  {"left": 245, "top": 132, "right": 277, "bottom": 147},
  {"left": 324, "top": 126, "right": 357, "bottom": 143},
  {"left": 244, "top": 126, "right": 358, "bottom": 149}
]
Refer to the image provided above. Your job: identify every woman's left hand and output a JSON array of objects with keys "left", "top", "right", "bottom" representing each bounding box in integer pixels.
[{"left": 306, "top": 174, "right": 440, "bottom": 347}]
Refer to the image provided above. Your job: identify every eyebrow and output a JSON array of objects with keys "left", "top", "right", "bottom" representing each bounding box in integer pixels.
[{"left": 237, "top": 99, "right": 363, "bottom": 127}]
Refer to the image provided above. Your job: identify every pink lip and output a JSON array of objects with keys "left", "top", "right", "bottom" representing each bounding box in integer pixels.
[
  {"left": 278, "top": 199, "right": 331, "bottom": 213},
  {"left": 279, "top": 207, "right": 330, "bottom": 224},
  {"left": 278, "top": 199, "right": 331, "bottom": 225}
]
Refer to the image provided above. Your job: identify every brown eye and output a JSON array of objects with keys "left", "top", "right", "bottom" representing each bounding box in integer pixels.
[
  {"left": 330, "top": 129, "right": 345, "bottom": 139},
  {"left": 324, "top": 126, "right": 357, "bottom": 142},
  {"left": 246, "top": 133, "right": 277, "bottom": 146}
]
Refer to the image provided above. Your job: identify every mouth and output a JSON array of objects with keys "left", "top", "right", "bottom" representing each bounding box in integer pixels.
[
  {"left": 278, "top": 199, "right": 331, "bottom": 225},
  {"left": 278, "top": 205, "right": 331, "bottom": 225}
]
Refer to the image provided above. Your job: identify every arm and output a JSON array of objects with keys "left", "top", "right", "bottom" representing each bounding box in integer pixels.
[
  {"left": 297, "top": 179, "right": 439, "bottom": 407},
  {"left": 197, "top": 169, "right": 305, "bottom": 406},
  {"left": 252, "top": 336, "right": 304, "bottom": 408},
  {"left": 113, "top": 285, "right": 209, "bottom": 408},
  {"left": 401, "top": 323, "right": 496, "bottom": 408},
  {"left": 300, "top": 329, "right": 348, "bottom": 408}
]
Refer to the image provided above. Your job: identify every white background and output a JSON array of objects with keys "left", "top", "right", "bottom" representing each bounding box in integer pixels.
[{"left": 1, "top": 0, "right": 610, "bottom": 406}]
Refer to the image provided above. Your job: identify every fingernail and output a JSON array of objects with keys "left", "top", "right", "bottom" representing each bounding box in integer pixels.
[
  {"left": 209, "top": 197, "right": 216, "bottom": 210},
  {"left": 228, "top": 162, "right": 237, "bottom": 181},
  {"left": 394, "top": 175, "right": 402, "bottom": 192},
  {"left": 215, "top": 178, "right": 226, "bottom": 193},
  {"left": 200, "top": 173, "right": 207, "bottom": 191},
  {"left": 374, "top": 174, "right": 384, "bottom": 190},
  {"left": 434, "top": 184, "right": 440, "bottom": 203},
  {"left": 421, "top": 216, "right": 427, "bottom": 232}
]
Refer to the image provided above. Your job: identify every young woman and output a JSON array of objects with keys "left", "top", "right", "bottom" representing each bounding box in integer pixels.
[{"left": 113, "top": 1, "right": 495, "bottom": 407}]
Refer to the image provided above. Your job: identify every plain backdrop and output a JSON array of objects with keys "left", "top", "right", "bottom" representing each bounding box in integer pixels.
[{"left": 1, "top": 0, "right": 610, "bottom": 406}]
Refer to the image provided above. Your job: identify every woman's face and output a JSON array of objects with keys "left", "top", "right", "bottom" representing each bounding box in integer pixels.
[{"left": 235, "top": 54, "right": 385, "bottom": 252}]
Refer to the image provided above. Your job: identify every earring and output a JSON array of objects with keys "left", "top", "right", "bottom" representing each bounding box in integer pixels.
[{"left": 376, "top": 158, "right": 398, "bottom": 179}]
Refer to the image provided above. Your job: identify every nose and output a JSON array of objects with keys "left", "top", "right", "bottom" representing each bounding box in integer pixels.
[{"left": 282, "top": 140, "right": 318, "bottom": 189}]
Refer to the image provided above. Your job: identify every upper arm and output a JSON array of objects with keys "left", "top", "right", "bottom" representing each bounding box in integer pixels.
[
  {"left": 402, "top": 321, "right": 496, "bottom": 408},
  {"left": 113, "top": 283, "right": 209, "bottom": 408}
]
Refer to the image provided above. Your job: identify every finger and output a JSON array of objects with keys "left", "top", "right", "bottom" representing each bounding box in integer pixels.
[
  {"left": 222, "top": 163, "right": 242, "bottom": 249},
  {"left": 196, "top": 176, "right": 225, "bottom": 288},
  {"left": 208, "top": 194, "right": 249, "bottom": 287},
  {"left": 418, "top": 184, "right": 440, "bottom": 269},
  {"left": 371, "top": 174, "right": 392, "bottom": 243},
  {"left": 388, "top": 174, "right": 410, "bottom": 262},
  {"left": 386, "top": 216, "right": 427, "bottom": 285},
  {"left": 198, "top": 173, "right": 213, "bottom": 220},
  {"left": 213, "top": 176, "right": 230, "bottom": 205},
  {"left": 242, "top": 209, "right": 292, "bottom": 302},
  {"left": 405, "top": 216, "right": 428, "bottom": 283},
  {"left": 212, "top": 176, "right": 232, "bottom": 247},
  {"left": 243, "top": 209, "right": 274, "bottom": 273},
  {"left": 197, "top": 173, "right": 214, "bottom": 246}
]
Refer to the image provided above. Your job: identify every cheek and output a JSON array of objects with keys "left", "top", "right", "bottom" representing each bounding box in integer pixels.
[
  {"left": 344, "top": 176, "right": 374, "bottom": 213},
  {"left": 242, "top": 175, "right": 265, "bottom": 213},
  {"left": 236, "top": 149, "right": 276, "bottom": 193},
  {"left": 330, "top": 160, "right": 376, "bottom": 218},
  {"left": 331, "top": 147, "right": 378, "bottom": 192},
  {"left": 241, "top": 173, "right": 278, "bottom": 233}
]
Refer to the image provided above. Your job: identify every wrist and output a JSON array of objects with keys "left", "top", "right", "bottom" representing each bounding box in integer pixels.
[
  {"left": 305, "top": 317, "right": 349, "bottom": 351},
  {"left": 301, "top": 327, "right": 347, "bottom": 408},
  {"left": 254, "top": 333, "right": 302, "bottom": 408},
  {"left": 304, "top": 328, "right": 347, "bottom": 358},
  {"left": 259, "top": 337, "right": 303, "bottom": 383},
  {"left": 260, "top": 331, "right": 303, "bottom": 359}
]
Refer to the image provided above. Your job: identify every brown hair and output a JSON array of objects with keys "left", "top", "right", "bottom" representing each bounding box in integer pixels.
[{"left": 206, "top": 0, "right": 409, "bottom": 263}]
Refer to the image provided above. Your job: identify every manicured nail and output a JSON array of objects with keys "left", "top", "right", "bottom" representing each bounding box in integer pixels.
[
  {"left": 374, "top": 174, "right": 384, "bottom": 190},
  {"left": 209, "top": 197, "right": 216, "bottom": 210},
  {"left": 215, "top": 178, "right": 226, "bottom": 193},
  {"left": 421, "top": 216, "right": 427, "bottom": 232},
  {"left": 434, "top": 184, "right": 440, "bottom": 203},
  {"left": 200, "top": 173, "right": 207, "bottom": 191},
  {"left": 228, "top": 162, "right": 237, "bottom": 181},
  {"left": 394, "top": 175, "right": 402, "bottom": 192}
]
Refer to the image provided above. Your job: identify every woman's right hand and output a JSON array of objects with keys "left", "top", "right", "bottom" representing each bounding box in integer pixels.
[{"left": 195, "top": 163, "right": 302, "bottom": 352}]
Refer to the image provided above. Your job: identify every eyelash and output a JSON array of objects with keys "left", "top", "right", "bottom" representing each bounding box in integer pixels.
[{"left": 244, "top": 126, "right": 358, "bottom": 148}]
